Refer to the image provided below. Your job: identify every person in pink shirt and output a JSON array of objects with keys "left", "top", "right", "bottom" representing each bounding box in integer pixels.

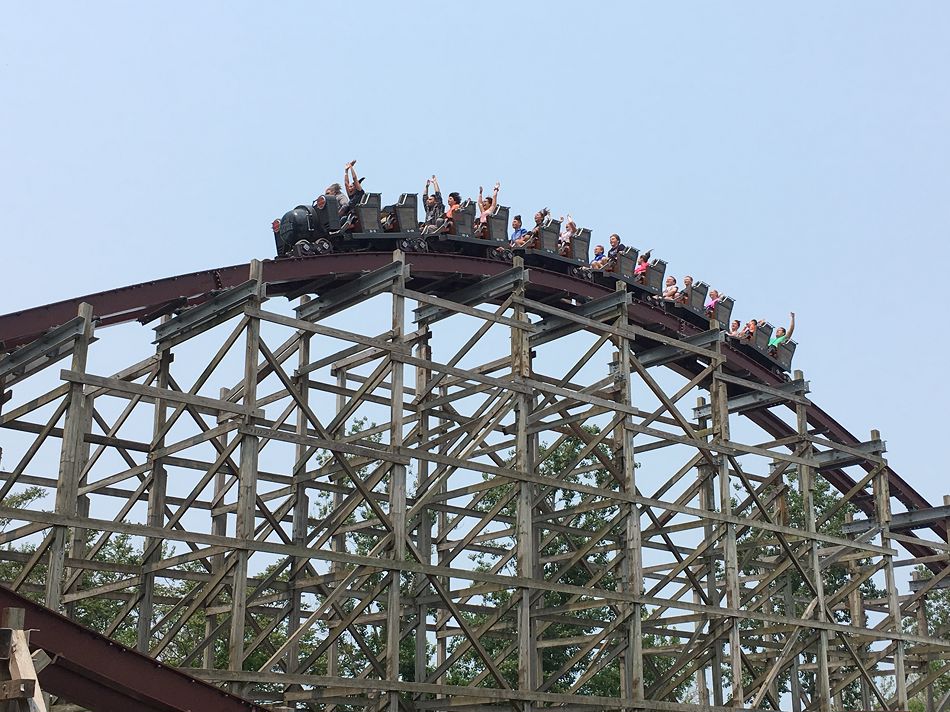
[
  {"left": 704, "top": 289, "right": 721, "bottom": 315},
  {"left": 475, "top": 182, "right": 500, "bottom": 237},
  {"left": 634, "top": 254, "right": 649, "bottom": 283}
]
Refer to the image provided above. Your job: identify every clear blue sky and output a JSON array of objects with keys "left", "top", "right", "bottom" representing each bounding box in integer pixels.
[{"left": 2, "top": 3, "right": 948, "bottom": 507}]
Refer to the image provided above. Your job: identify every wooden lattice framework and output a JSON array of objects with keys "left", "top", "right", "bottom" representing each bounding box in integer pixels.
[{"left": 0, "top": 252, "right": 947, "bottom": 711}]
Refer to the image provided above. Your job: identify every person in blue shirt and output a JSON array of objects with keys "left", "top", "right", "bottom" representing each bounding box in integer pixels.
[
  {"left": 590, "top": 244, "right": 605, "bottom": 265},
  {"left": 509, "top": 215, "right": 527, "bottom": 245}
]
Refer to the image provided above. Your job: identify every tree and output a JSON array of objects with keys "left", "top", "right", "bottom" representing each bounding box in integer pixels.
[
  {"left": 907, "top": 567, "right": 950, "bottom": 711},
  {"left": 439, "top": 427, "right": 689, "bottom": 701},
  {"left": 735, "top": 469, "right": 896, "bottom": 709}
]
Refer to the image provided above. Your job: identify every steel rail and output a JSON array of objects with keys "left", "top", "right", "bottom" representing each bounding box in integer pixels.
[
  {"left": 0, "top": 583, "right": 266, "bottom": 712},
  {"left": 0, "top": 252, "right": 942, "bottom": 554}
]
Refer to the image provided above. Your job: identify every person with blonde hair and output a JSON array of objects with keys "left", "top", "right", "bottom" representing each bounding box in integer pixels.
[{"left": 558, "top": 214, "right": 577, "bottom": 256}]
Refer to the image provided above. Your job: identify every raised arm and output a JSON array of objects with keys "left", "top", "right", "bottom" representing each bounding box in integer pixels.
[
  {"left": 343, "top": 160, "right": 355, "bottom": 193},
  {"left": 424, "top": 177, "right": 431, "bottom": 198},
  {"left": 490, "top": 181, "right": 499, "bottom": 211},
  {"left": 785, "top": 312, "right": 796, "bottom": 341},
  {"left": 346, "top": 160, "right": 361, "bottom": 193},
  {"left": 431, "top": 175, "right": 441, "bottom": 194}
]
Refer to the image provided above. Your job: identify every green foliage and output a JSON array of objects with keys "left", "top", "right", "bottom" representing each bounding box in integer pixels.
[
  {"left": 442, "top": 428, "right": 690, "bottom": 700},
  {"left": 0, "top": 486, "right": 46, "bottom": 531},
  {"left": 4, "top": 418, "right": 944, "bottom": 709},
  {"left": 734, "top": 470, "right": 888, "bottom": 708},
  {"left": 906, "top": 566, "right": 950, "bottom": 709}
]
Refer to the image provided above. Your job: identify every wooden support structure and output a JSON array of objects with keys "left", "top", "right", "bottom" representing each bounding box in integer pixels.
[
  {"left": 0, "top": 607, "right": 46, "bottom": 712},
  {"left": 0, "top": 252, "right": 946, "bottom": 711}
]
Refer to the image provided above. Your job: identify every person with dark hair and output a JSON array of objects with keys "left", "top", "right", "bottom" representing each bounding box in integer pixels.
[
  {"left": 604, "top": 233, "right": 626, "bottom": 272},
  {"left": 509, "top": 214, "right": 527, "bottom": 245},
  {"left": 590, "top": 244, "right": 605, "bottom": 265},
  {"left": 768, "top": 312, "right": 795, "bottom": 356},
  {"left": 343, "top": 160, "right": 363, "bottom": 203},
  {"left": 654, "top": 275, "right": 678, "bottom": 303},
  {"left": 334, "top": 160, "right": 366, "bottom": 227},
  {"left": 475, "top": 182, "right": 500, "bottom": 237},
  {"left": 606, "top": 233, "right": 625, "bottom": 261},
  {"left": 738, "top": 319, "right": 758, "bottom": 342},
  {"left": 271, "top": 218, "right": 282, "bottom": 254},
  {"left": 446, "top": 191, "right": 462, "bottom": 219},
  {"left": 727, "top": 319, "right": 741, "bottom": 337},
  {"left": 634, "top": 253, "right": 649, "bottom": 282},
  {"left": 513, "top": 209, "right": 549, "bottom": 248},
  {"left": 422, "top": 175, "right": 446, "bottom": 234},
  {"left": 591, "top": 234, "right": 625, "bottom": 269},
  {"left": 675, "top": 275, "right": 693, "bottom": 304}
]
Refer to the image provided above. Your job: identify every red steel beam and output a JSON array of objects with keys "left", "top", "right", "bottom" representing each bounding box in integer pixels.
[
  {"left": 0, "top": 252, "right": 942, "bottom": 549},
  {"left": 0, "top": 584, "right": 266, "bottom": 712}
]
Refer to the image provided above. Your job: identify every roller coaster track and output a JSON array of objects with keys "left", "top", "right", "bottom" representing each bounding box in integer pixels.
[
  {"left": 0, "top": 583, "right": 265, "bottom": 712},
  {"left": 0, "top": 253, "right": 942, "bottom": 551},
  {"left": 0, "top": 251, "right": 946, "bottom": 710}
]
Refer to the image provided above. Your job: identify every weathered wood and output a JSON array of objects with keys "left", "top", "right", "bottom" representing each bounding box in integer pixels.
[
  {"left": 228, "top": 260, "right": 263, "bottom": 679},
  {"left": 137, "top": 334, "right": 171, "bottom": 652},
  {"left": 45, "top": 302, "right": 94, "bottom": 612},
  {"left": 0, "top": 255, "right": 943, "bottom": 711}
]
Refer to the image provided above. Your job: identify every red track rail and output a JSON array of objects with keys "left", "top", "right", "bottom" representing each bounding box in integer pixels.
[
  {"left": 0, "top": 253, "right": 943, "bottom": 550},
  {"left": 0, "top": 584, "right": 265, "bottom": 712}
]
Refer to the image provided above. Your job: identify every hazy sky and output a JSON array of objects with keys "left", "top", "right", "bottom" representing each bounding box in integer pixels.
[{"left": 2, "top": 3, "right": 948, "bottom": 507}]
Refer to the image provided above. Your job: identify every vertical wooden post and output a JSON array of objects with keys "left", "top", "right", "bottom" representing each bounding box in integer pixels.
[
  {"left": 712, "top": 372, "right": 743, "bottom": 707},
  {"left": 435, "top": 380, "right": 449, "bottom": 689},
  {"left": 138, "top": 322, "right": 171, "bottom": 652},
  {"left": 326, "top": 366, "right": 347, "bottom": 687},
  {"left": 386, "top": 251, "right": 407, "bottom": 712},
  {"left": 512, "top": 257, "right": 537, "bottom": 704},
  {"left": 3, "top": 607, "right": 48, "bottom": 712},
  {"left": 46, "top": 302, "right": 94, "bottom": 611},
  {"left": 617, "top": 283, "right": 643, "bottom": 705},
  {"left": 845, "top": 511, "right": 872, "bottom": 711},
  {"left": 912, "top": 570, "right": 934, "bottom": 712},
  {"left": 783, "top": 575, "right": 803, "bottom": 712},
  {"left": 794, "top": 369, "right": 831, "bottom": 711},
  {"left": 414, "top": 324, "right": 432, "bottom": 685},
  {"left": 228, "top": 260, "right": 262, "bottom": 683},
  {"left": 204, "top": 386, "right": 230, "bottom": 670},
  {"left": 287, "top": 295, "right": 312, "bottom": 673},
  {"left": 695, "top": 396, "right": 716, "bottom": 706},
  {"left": 875, "top": 429, "right": 908, "bottom": 709}
]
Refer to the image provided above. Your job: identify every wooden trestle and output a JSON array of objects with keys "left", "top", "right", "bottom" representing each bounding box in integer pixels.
[{"left": 0, "top": 252, "right": 946, "bottom": 711}]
